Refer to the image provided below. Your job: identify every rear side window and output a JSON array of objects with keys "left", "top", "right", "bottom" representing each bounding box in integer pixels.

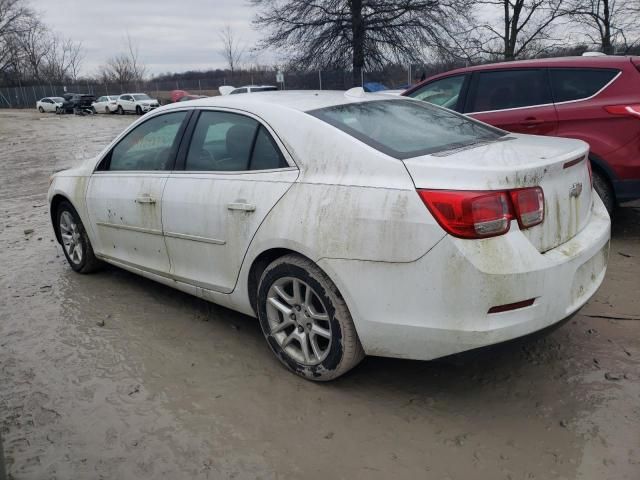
[
  {"left": 406, "top": 75, "right": 466, "bottom": 111},
  {"left": 549, "top": 68, "right": 618, "bottom": 102},
  {"left": 310, "top": 99, "right": 504, "bottom": 159},
  {"left": 467, "top": 69, "right": 551, "bottom": 112},
  {"left": 185, "top": 111, "right": 287, "bottom": 171}
]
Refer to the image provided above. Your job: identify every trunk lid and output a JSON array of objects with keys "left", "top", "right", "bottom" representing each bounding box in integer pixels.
[{"left": 403, "top": 134, "right": 593, "bottom": 252}]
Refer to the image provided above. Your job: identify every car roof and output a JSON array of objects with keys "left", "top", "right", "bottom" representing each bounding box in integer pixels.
[
  {"left": 406, "top": 55, "right": 639, "bottom": 92},
  {"left": 160, "top": 90, "right": 393, "bottom": 113}
]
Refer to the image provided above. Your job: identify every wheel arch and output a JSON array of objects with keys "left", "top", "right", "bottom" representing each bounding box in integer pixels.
[
  {"left": 50, "top": 194, "right": 75, "bottom": 244},
  {"left": 247, "top": 247, "right": 301, "bottom": 314}
]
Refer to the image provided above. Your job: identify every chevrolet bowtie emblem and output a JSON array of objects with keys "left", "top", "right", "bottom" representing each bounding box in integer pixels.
[{"left": 569, "top": 182, "right": 583, "bottom": 198}]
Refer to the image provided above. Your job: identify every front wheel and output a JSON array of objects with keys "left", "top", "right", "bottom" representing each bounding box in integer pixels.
[
  {"left": 257, "top": 254, "right": 364, "bottom": 381},
  {"left": 135, "top": 105, "right": 142, "bottom": 115},
  {"left": 56, "top": 201, "right": 101, "bottom": 273},
  {"left": 117, "top": 105, "right": 124, "bottom": 115}
]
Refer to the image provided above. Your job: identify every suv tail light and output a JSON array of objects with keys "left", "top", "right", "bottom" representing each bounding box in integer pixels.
[
  {"left": 604, "top": 104, "right": 640, "bottom": 119},
  {"left": 417, "top": 187, "right": 544, "bottom": 239}
]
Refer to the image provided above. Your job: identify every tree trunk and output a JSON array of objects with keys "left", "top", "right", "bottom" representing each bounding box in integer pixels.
[
  {"left": 602, "top": 0, "right": 613, "bottom": 54},
  {"left": 350, "top": 0, "right": 365, "bottom": 86}
]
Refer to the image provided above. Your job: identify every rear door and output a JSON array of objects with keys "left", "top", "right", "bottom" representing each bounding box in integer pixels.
[
  {"left": 86, "top": 110, "right": 190, "bottom": 273},
  {"left": 465, "top": 68, "right": 558, "bottom": 136},
  {"left": 162, "top": 109, "right": 298, "bottom": 293}
]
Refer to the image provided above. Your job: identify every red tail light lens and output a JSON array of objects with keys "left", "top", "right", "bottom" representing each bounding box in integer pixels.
[
  {"left": 604, "top": 104, "right": 640, "bottom": 119},
  {"left": 509, "top": 187, "right": 544, "bottom": 228},
  {"left": 417, "top": 190, "right": 512, "bottom": 239},
  {"left": 418, "top": 187, "right": 545, "bottom": 239}
]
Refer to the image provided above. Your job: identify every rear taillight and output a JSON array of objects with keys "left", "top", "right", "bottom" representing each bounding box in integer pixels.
[
  {"left": 604, "top": 104, "right": 640, "bottom": 119},
  {"left": 509, "top": 187, "right": 544, "bottom": 228},
  {"left": 417, "top": 187, "right": 544, "bottom": 239}
]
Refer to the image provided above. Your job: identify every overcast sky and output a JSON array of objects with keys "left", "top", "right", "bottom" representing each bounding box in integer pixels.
[{"left": 29, "top": 0, "right": 263, "bottom": 76}]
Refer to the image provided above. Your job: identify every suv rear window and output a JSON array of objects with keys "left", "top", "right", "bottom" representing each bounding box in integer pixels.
[
  {"left": 549, "top": 68, "right": 618, "bottom": 102},
  {"left": 309, "top": 99, "right": 504, "bottom": 159}
]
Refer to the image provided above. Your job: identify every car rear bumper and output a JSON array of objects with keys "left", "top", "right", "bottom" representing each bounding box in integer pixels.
[{"left": 318, "top": 194, "right": 611, "bottom": 361}]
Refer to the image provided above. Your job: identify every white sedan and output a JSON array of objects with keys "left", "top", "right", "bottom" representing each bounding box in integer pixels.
[
  {"left": 47, "top": 90, "right": 610, "bottom": 381},
  {"left": 36, "top": 97, "right": 64, "bottom": 113},
  {"left": 92, "top": 95, "right": 119, "bottom": 114}
]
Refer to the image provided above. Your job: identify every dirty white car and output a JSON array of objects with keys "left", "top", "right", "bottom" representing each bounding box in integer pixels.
[{"left": 47, "top": 90, "right": 610, "bottom": 381}]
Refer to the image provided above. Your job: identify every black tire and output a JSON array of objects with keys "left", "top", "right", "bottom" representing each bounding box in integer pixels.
[
  {"left": 135, "top": 105, "right": 142, "bottom": 115},
  {"left": 105, "top": 107, "right": 110, "bottom": 114},
  {"left": 55, "top": 201, "right": 102, "bottom": 273},
  {"left": 257, "top": 254, "right": 364, "bottom": 381},
  {"left": 38, "top": 106, "right": 44, "bottom": 113},
  {"left": 593, "top": 169, "right": 615, "bottom": 217},
  {"left": 117, "top": 105, "right": 124, "bottom": 115}
]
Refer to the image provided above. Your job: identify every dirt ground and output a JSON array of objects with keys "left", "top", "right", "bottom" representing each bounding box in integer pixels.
[{"left": 0, "top": 109, "right": 639, "bottom": 480}]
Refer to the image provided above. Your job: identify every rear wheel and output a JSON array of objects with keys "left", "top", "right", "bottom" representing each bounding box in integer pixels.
[
  {"left": 56, "top": 201, "right": 101, "bottom": 273},
  {"left": 38, "top": 106, "right": 44, "bottom": 113},
  {"left": 593, "top": 170, "right": 615, "bottom": 217},
  {"left": 257, "top": 254, "right": 364, "bottom": 381}
]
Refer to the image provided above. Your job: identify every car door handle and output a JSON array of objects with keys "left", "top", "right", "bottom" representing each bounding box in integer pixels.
[
  {"left": 135, "top": 194, "right": 156, "bottom": 204},
  {"left": 520, "top": 117, "right": 544, "bottom": 126},
  {"left": 227, "top": 202, "right": 256, "bottom": 212}
]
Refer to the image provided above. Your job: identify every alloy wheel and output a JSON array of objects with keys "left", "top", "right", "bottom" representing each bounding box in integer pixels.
[
  {"left": 266, "top": 277, "right": 332, "bottom": 365},
  {"left": 59, "top": 211, "right": 83, "bottom": 265}
]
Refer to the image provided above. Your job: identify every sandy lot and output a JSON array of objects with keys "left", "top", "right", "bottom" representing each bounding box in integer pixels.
[{"left": 0, "top": 109, "right": 639, "bottom": 480}]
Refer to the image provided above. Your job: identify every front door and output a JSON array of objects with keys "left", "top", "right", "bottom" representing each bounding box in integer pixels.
[
  {"left": 86, "top": 110, "right": 190, "bottom": 274},
  {"left": 162, "top": 109, "right": 298, "bottom": 293},
  {"left": 465, "top": 68, "right": 559, "bottom": 136}
]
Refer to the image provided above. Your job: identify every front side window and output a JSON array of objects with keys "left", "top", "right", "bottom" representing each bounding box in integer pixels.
[
  {"left": 230, "top": 88, "right": 247, "bottom": 95},
  {"left": 133, "top": 94, "right": 151, "bottom": 101},
  {"left": 310, "top": 99, "right": 504, "bottom": 159},
  {"left": 467, "top": 69, "right": 551, "bottom": 112},
  {"left": 549, "top": 68, "right": 618, "bottom": 102},
  {"left": 407, "top": 75, "right": 466, "bottom": 111},
  {"left": 185, "top": 111, "right": 287, "bottom": 171},
  {"left": 107, "top": 111, "right": 188, "bottom": 171}
]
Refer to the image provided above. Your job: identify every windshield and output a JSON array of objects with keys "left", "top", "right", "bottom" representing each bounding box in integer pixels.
[
  {"left": 133, "top": 94, "right": 151, "bottom": 101},
  {"left": 309, "top": 99, "right": 504, "bottom": 159}
]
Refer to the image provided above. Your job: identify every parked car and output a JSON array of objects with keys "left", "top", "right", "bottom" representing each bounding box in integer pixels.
[
  {"left": 403, "top": 56, "right": 640, "bottom": 214},
  {"left": 116, "top": 93, "right": 159, "bottom": 115},
  {"left": 36, "top": 96, "right": 64, "bottom": 113},
  {"left": 219, "top": 85, "right": 278, "bottom": 95},
  {"left": 59, "top": 93, "right": 95, "bottom": 114},
  {"left": 92, "top": 95, "right": 120, "bottom": 114},
  {"left": 48, "top": 90, "right": 610, "bottom": 381}
]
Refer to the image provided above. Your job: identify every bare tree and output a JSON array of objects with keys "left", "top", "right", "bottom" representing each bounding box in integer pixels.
[
  {"left": 14, "top": 17, "right": 51, "bottom": 81},
  {"left": 218, "top": 24, "right": 245, "bottom": 76},
  {"left": 251, "top": 0, "right": 474, "bottom": 84},
  {"left": 476, "top": 0, "right": 567, "bottom": 60},
  {"left": 100, "top": 34, "right": 147, "bottom": 85},
  {"left": 40, "top": 35, "right": 83, "bottom": 83},
  {"left": 562, "top": 0, "right": 640, "bottom": 53},
  {"left": 0, "top": 0, "right": 33, "bottom": 76}
]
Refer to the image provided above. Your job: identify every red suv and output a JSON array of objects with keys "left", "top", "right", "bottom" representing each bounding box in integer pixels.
[{"left": 403, "top": 56, "right": 640, "bottom": 213}]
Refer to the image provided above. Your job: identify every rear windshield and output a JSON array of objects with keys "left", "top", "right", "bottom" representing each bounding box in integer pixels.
[{"left": 309, "top": 99, "right": 504, "bottom": 159}]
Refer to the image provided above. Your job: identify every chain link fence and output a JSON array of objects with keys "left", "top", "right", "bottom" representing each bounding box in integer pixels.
[{"left": 0, "top": 67, "right": 424, "bottom": 109}]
